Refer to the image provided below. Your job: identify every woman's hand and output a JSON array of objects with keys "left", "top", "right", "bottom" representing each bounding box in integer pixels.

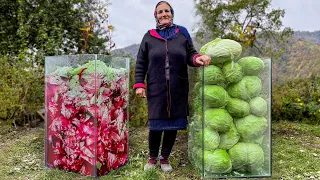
[
  {"left": 136, "top": 88, "right": 146, "bottom": 98},
  {"left": 195, "top": 55, "right": 211, "bottom": 66}
]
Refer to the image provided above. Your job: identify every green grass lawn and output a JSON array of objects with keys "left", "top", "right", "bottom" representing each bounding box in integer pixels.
[{"left": 0, "top": 121, "right": 319, "bottom": 180}]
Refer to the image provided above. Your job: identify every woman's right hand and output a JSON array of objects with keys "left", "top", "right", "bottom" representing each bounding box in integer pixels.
[{"left": 136, "top": 88, "right": 146, "bottom": 98}]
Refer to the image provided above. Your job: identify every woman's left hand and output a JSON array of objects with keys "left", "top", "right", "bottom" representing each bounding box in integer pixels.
[{"left": 195, "top": 55, "right": 211, "bottom": 66}]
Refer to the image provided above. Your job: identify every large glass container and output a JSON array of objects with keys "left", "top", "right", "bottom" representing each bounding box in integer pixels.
[
  {"left": 45, "top": 55, "right": 130, "bottom": 177},
  {"left": 188, "top": 58, "right": 272, "bottom": 178}
]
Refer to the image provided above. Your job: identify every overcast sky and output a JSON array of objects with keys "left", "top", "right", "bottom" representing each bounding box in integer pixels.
[{"left": 108, "top": 0, "right": 320, "bottom": 48}]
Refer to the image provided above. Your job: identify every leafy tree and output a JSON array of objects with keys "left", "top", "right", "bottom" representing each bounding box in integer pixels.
[
  {"left": 78, "top": 0, "right": 115, "bottom": 55},
  {"left": 0, "top": 0, "right": 115, "bottom": 130},
  {"left": 0, "top": 55, "right": 43, "bottom": 130},
  {"left": 194, "top": 0, "right": 293, "bottom": 60},
  {"left": 0, "top": 0, "right": 115, "bottom": 65}
]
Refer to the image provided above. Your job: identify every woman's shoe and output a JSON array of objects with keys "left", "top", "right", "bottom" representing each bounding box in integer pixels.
[
  {"left": 160, "top": 163, "right": 173, "bottom": 173},
  {"left": 159, "top": 156, "right": 173, "bottom": 173}
]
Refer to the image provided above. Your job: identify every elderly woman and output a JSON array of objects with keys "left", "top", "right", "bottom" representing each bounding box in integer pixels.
[{"left": 133, "top": 1, "right": 211, "bottom": 173}]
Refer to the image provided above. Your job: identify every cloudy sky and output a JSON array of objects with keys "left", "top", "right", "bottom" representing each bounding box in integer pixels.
[{"left": 108, "top": 0, "right": 320, "bottom": 48}]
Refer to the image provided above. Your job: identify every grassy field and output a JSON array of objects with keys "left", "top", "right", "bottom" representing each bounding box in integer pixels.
[{"left": 0, "top": 121, "right": 319, "bottom": 180}]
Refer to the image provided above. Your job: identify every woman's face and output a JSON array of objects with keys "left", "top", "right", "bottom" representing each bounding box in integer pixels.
[{"left": 156, "top": 3, "right": 172, "bottom": 24}]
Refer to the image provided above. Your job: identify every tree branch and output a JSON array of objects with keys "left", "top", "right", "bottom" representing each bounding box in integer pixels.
[
  {"left": 243, "top": 0, "right": 257, "bottom": 33},
  {"left": 242, "top": 11, "right": 249, "bottom": 31}
]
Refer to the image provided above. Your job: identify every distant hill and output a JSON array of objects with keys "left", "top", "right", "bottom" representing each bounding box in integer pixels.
[
  {"left": 274, "top": 38, "right": 320, "bottom": 84},
  {"left": 293, "top": 31, "right": 320, "bottom": 44},
  {"left": 112, "top": 44, "right": 140, "bottom": 59},
  {"left": 113, "top": 31, "right": 320, "bottom": 84}
]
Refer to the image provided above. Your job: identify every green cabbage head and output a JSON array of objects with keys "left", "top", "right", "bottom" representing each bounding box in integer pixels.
[
  {"left": 249, "top": 97, "right": 268, "bottom": 117},
  {"left": 226, "top": 76, "right": 262, "bottom": 101},
  {"left": 237, "top": 56, "right": 264, "bottom": 76},
  {"left": 240, "top": 135, "right": 265, "bottom": 145},
  {"left": 195, "top": 128, "right": 220, "bottom": 151},
  {"left": 82, "top": 60, "right": 109, "bottom": 74},
  {"left": 201, "top": 65, "right": 225, "bottom": 84},
  {"left": 218, "top": 122, "right": 240, "bottom": 150},
  {"left": 200, "top": 38, "right": 221, "bottom": 55},
  {"left": 204, "top": 108, "right": 232, "bottom": 132},
  {"left": 235, "top": 114, "right": 268, "bottom": 140},
  {"left": 52, "top": 66, "right": 74, "bottom": 77},
  {"left": 226, "top": 98, "right": 250, "bottom": 118},
  {"left": 200, "top": 149, "right": 232, "bottom": 174},
  {"left": 229, "top": 142, "right": 264, "bottom": 172},
  {"left": 201, "top": 85, "right": 229, "bottom": 108},
  {"left": 200, "top": 38, "right": 242, "bottom": 64},
  {"left": 222, "top": 62, "right": 243, "bottom": 83}
]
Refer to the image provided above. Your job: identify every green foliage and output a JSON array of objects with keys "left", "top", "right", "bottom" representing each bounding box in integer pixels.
[
  {"left": 0, "top": 56, "right": 43, "bottom": 130},
  {"left": 0, "top": 0, "right": 115, "bottom": 130},
  {"left": 128, "top": 58, "right": 148, "bottom": 127},
  {"left": 1, "top": 0, "right": 78, "bottom": 57},
  {"left": 141, "top": 168, "right": 159, "bottom": 180},
  {"left": 0, "top": 0, "right": 113, "bottom": 62},
  {"left": 194, "top": 0, "right": 293, "bottom": 61},
  {"left": 272, "top": 77, "right": 320, "bottom": 124}
]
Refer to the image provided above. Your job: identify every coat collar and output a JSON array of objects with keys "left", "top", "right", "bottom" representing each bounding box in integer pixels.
[{"left": 149, "top": 28, "right": 180, "bottom": 40}]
